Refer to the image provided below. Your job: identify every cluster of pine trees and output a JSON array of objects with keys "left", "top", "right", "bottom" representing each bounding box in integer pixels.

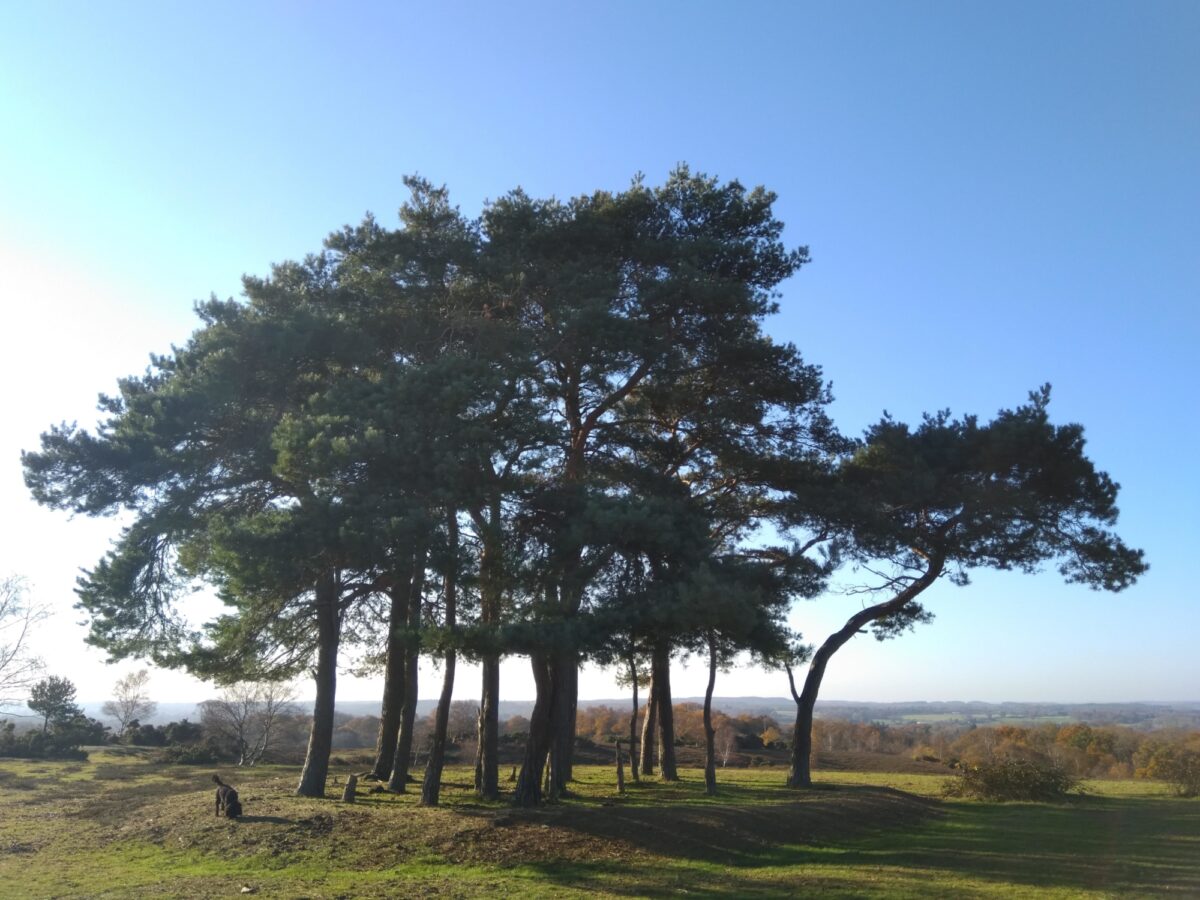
[{"left": 22, "top": 168, "right": 1144, "bottom": 805}]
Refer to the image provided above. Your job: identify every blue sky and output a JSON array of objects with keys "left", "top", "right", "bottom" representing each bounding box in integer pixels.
[{"left": 1, "top": 1, "right": 1195, "bottom": 704}]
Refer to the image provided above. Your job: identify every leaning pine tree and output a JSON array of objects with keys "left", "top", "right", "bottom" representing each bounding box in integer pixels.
[{"left": 783, "top": 387, "right": 1147, "bottom": 788}]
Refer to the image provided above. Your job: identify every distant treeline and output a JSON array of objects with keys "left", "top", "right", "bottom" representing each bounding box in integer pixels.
[
  {"left": 24, "top": 697, "right": 1193, "bottom": 796},
  {"left": 111, "top": 701, "right": 1199, "bottom": 793},
  {"left": 810, "top": 701, "right": 1200, "bottom": 730},
  {"left": 62, "top": 697, "right": 1200, "bottom": 732}
]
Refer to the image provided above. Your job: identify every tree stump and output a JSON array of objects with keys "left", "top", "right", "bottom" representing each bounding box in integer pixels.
[{"left": 341, "top": 773, "right": 358, "bottom": 803}]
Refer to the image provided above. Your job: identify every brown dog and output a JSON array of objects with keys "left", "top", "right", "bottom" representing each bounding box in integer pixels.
[{"left": 212, "top": 775, "right": 243, "bottom": 819}]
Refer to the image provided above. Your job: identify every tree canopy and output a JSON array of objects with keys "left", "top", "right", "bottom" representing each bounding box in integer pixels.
[
  {"left": 29, "top": 675, "right": 82, "bottom": 735},
  {"left": 22, "top": 168, "right": 1145, "bottom": 802},
  {"left": 782, "top": 387, "right": 1148, "bottom": 786}
]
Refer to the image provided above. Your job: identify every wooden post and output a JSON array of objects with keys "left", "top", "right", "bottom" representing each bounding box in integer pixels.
[{"left": 616, "top": 742, "right": 625, "bottom": 794}]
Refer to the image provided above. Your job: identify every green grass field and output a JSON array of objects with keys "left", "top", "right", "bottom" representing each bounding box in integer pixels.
[{"left": 0, "top": 750, "right": 1195, "bottom": 898}]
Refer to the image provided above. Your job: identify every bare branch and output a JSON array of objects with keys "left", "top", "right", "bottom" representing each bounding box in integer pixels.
[{"left": 0, "top": 576, "right": 49, "bottom": 711}]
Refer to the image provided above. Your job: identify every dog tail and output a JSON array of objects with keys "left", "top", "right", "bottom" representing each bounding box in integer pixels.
[{"left": 213, "top": 775, "right": 225, "bottom": 786}]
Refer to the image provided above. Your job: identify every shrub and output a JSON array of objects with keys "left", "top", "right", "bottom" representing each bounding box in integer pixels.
[
  {"left": 164, "top": 719, "right": 204, "bottom": 745},
  {"left": 129, "top": 723, "right": 169, "bottom": 747},
  {"left": 944, "top": 758, "right": 1078, "bottom": 802},
  {"left": 54, "top": 715, "right": 110, "bottom": 747},
  {"left": 128, "top": 719, "right": 205, "bottom": 748},
  {"left": 0, "top": 727, "right": 89, "bottom": 760},
  {"left": 1136, "top": 744, "right": 1200, "bottom": 797},
  {"left": 157, "top": 739, "right": 225, "bottom": 765},
  {"left": 0, "top": 714, "right": 105, "bottom": 760}
]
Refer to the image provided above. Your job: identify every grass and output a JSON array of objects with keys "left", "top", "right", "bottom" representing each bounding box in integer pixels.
[{"left": 0, "top": 749, "right": 1195, "bottom": 897}]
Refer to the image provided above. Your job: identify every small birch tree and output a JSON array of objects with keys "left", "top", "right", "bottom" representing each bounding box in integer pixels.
[
  {"left": 102, "top": 670, "right": 157, "bottom": 737},
  {"left": 201, "top": 682, "right": 298, "bottom": 765}
]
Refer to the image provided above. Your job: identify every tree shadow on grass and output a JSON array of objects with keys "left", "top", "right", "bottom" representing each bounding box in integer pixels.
[
  {"left": 519, "top": 858, "right": 852, "bottom": 899},
  {"left": 784, "top": 794, "right": 1200, "bottom": 896},
  {"left": 451, "top": 785, "right": 938, "bottom": 868},
  {"left": 483, "top": 789, "right": 1200, "bottom": 897},
  {"left": 570, "top": 785, "right": 936, "bottom": 863}
]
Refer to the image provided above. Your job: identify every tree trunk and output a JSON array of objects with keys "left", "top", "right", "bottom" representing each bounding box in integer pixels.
[
  {"left": 548, "top": 649, "right": 577, "bottom": 797},
  {"left": 390, "top": 541, "right": 428, "bottom": 792},
  {"left": 703, "top": 634, "right": 718, "bottom": 796},
  {"left": 371, "top": 574, "right": 410, "bottom": 780},
  {"left": 422, "top": 514, "right": 458, "bottom": 807},
  {"left": 475, "top": 655, "right": 500, "bottom": 799},
  {"left": 565, "top": 663, "right": 578, "bottom": 783},
  {"left": 639, "top": 672, "right": 657, "bottom": 777},
  {"left": 390, "top": 652, "right": 420, "bottom": 791},
  {"left": 296, "top": 571, "right": 340, "bottom": 798},
  {"left": 513, "top": 653, "right": 553, "bottom": 807},
  {"left": 554, "top": 572, "right": 585, "bottom": 785},
  {"left": 653, "top": 642, "right": 678, "bottom": 781},
  {"left": 788, "top": 641, "right": 829, "bottom": 788},
  {"left": 473, "top": 500, "right": 502, "bottom": 800},
  {"left": 627, "top": 649, "right": 640, "bottom": 783},
  {"left": 787, "top": 557, "right": 944, "bottom": 788}
]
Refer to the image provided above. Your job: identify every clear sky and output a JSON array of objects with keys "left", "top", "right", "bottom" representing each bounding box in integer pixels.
[{"left": 1, "top": 1, "right": 1196, "bottom": 707}]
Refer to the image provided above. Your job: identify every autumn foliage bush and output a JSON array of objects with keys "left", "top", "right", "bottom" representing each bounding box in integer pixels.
[
  {"left": 944, "top": 757, "right": 1078, "bottom": 802},
  {"left": 1135, "top": 741, "right": 1200, "bottom": 797}
]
